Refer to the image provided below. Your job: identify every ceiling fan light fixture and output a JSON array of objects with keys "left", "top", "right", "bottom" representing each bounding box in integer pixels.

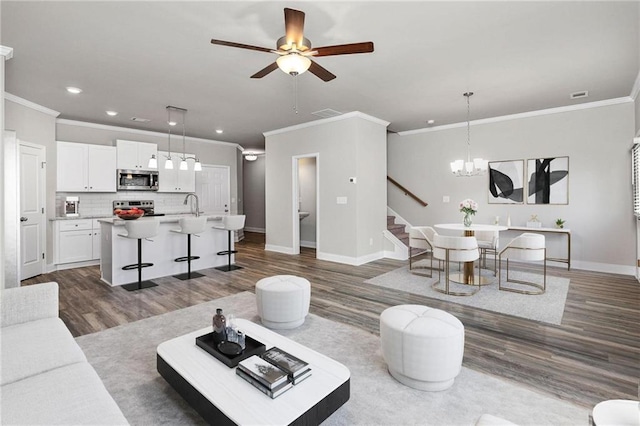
[
  {"left": 276, "top": 53, "right": 311, "bottom": 76},
  {"left": 244, "top": 154, "right": 258, "bottom": 161}
]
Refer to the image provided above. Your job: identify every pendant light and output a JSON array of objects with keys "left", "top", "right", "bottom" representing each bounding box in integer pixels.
[
  {"left": 147, "top": 154, "right": 157, "bottom": 169},
  {"left": 179, "top": 113, "right": 188, "bottom": 171},
  {"left": 450, "top": 92, "right": 488, "bottom": 177},
  {"left": 164, "top": 106, "right": 176, "bottom": 170},
  {"left": 161, "top": 105, "right": 202, "bottom": 172}
]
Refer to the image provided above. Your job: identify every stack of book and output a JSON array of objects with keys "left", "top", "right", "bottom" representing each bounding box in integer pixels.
[{"left": 236, "top": 347, "right": 312, "bottom": 399}]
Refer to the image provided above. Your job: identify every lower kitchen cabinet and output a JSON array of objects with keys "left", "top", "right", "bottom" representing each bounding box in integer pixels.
[{"left": 55, "top": 219, "right": 102, "bottom": 265}]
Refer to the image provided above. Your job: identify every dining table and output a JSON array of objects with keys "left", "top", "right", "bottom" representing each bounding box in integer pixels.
[{"left": 434, "top": 223, "right": 508, "bottom": 286}]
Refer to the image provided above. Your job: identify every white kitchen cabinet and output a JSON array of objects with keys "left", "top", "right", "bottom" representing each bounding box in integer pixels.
[
  {"left": 55, "top": 219, "right": 102, "bottom": 265},
  {"left": 116, "top": 139, "right": 158, "bottom": 170},
  {"left": 57, "top": 142, "right": 117, "bottom": 192},
  {"left": 157, "top": 151, "right": 196, "bottom": 193}
]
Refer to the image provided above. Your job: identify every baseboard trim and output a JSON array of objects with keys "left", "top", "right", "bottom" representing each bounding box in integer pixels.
[
  {"left": 244, "top": 227, "right": 265, "bottom": 233},
  {"left": 317, "top": 251, "right": 384, "bottom": 266},
  {"left": 300, "top": 240, "right": 317, "bottom": 249},
  {"left": 264, "top": 244, "right": 296, "bottom": 255},
  {"left": 53, "top": 259, "right": 100, "bottom": 271},
  {"left": 570, "top": 260, "right": 634, "bottom": 276}
]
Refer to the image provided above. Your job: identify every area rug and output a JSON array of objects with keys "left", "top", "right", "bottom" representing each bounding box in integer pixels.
[
  {"left": 75, "top": 291, "right": 587, "bottom": 425},
  {"left": 364, "top": 262, "right": 569, "bottom": 325}
]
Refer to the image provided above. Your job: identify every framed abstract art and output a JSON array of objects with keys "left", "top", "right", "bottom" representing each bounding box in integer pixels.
[
  {"left": 488, "top": 160, "right": 524, "bottom": 204},
  {"left": 526, "top": 157, "right": 569, "bottom": 204}
]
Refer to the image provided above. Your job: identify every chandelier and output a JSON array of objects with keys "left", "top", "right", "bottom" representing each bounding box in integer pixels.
[
  {"left": 160, "top": 106, "right": 202, "bottom": 172},
  {"left": 450, "top": 92, "right": 488, "bottom": 177}
]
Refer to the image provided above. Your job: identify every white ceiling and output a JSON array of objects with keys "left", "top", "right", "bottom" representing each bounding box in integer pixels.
[{"left": 2, "top": 1, "right": 638, "bottom": 150}]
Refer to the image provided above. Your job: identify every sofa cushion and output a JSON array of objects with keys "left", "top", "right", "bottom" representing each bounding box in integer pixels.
[
  {"left": 1, "top": 317, "right": 86, "bottom": 385},
  {"left": 1, "top": 362, "right": 129, "bottom": 425}
]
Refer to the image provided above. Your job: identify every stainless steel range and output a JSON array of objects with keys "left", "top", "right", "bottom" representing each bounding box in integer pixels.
[{"left": 112, "top": 200, "right": 165, "bottom": 216}]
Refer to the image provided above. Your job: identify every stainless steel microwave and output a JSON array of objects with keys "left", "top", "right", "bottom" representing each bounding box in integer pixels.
[{"left": 117, "top": 169, "right": 159, "bottom": 191}]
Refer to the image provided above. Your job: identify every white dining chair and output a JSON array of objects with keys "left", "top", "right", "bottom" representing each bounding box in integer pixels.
[
  {"left": 432, "top": 235, "right": 480, "bottom": 296},
  {"left": 409, "top": 226, "right": 438, "bottom": 277},
  {"left": 474, "top": 229, "right": 499, "bottom": 275},
  {"left": 498, "top": 233, "right": 546, "bottom": 294}
]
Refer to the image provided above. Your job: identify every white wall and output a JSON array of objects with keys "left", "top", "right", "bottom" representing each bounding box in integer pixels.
[
  {"left": 265, "top": 112, "right": 388, "bottom": 264},
  {"left": 388, "top": 101, "right": 636, "bottom": 274}
]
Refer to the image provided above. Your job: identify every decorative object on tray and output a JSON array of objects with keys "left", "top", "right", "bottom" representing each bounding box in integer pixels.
[
  {"left": 114, "top": 208, "right": 144, "bottom": 220},
  {"left": 527, "top": 157, "right": 569, "bottom": 205},
  {"left": 459, "top": 199, "right": 477, "bottom": 227},
  {"left": 488, "top": 160, "right": 524, "bottom": 204},
  {"left": 212, "top": 308, "right": 227, "bottom": 345},
  {"left": 195, "top": 332, "right": 266, "bottom": 368},
  {"left": 235, "top": 367, "right": 293, "bottom": 399},
  {"left": 217, "top": 341, "right": 243, "bottom": 356},
  {"left": 555, "top": 218, "right": 565, "bottom": 229},
  {"left": 526, "top": 214, "right": 542, "bottom": 228}
]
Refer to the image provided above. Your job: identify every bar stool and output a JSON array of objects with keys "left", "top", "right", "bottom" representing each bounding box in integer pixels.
[
  {"left": 170, "top": 216, "right": 207, "bottom": 280},
  {"left": 213, "top": 215, "right": 246, "bottom": 272},
  {"left": 118, "top": 219, "right": 160, "bottom": 291}
]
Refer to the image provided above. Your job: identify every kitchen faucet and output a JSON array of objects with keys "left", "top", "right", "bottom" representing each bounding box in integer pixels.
[{"left": 183, "top": 193, "right": 200, "bottom": 217}]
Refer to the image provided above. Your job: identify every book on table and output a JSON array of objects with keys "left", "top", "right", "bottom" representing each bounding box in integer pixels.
[
  {"left": 235, "top": 367, "right": 293, "bottom": 399},
  {"left": 237, "top": 355, "right": 289, "bottom": 389},
  {"left": 290, "top": 367, "right": 312, "bottom": 385},
  {"left": 261, "top": 346, "right": 310, "bottom": 379}
]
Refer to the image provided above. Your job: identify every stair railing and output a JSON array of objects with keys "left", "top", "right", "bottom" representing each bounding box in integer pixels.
[{"left": 387, "top": 176, "right": 428, "bottom": 207}]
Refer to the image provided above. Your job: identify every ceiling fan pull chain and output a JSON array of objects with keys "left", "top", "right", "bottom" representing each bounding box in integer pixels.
[{"left": 293, "top": 73, "right": 299, "bottom": 114}]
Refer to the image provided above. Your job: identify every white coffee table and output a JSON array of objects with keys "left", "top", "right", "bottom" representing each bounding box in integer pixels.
[{"left": 157, "top": 318, "right": 350, "bottom": 425}]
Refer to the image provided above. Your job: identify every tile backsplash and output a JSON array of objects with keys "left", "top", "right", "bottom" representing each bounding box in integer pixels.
[{"left": 55, "top": 192, "right": 195, "bottom": 217}]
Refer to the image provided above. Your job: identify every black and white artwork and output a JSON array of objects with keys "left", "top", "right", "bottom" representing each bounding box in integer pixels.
[
  {"left": 488, "top": 160, "right": 524, "bottom": 204},
  {"left": 527, "top": 157, "right": 569, "bottom": 204}
]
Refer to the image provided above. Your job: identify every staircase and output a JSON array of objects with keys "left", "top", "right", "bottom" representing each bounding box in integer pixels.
[{"left": 387, "top": 215, "right": 409, "bottom": 247}]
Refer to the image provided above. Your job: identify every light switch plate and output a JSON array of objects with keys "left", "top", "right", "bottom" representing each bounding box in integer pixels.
[
  {"left": 337, "top": 196, "right": 347, "bottom": 204},
  {"left": 443, "top": 196, "right": 450, "bottom": 203}
]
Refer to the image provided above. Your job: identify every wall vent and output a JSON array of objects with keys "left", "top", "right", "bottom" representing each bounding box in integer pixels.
[
  {"left": 311, "top": 108, "right": 343, "bottom": 119},
  {"left": 570, "top": 91, "right": 589, "bottom": 100},
  {"left": 130, "top": 117, "right": 151, "bottom": 122}
]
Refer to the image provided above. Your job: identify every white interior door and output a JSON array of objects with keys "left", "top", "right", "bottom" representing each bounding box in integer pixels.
[
  {"left": 196, "top": 165, "right": 230, "bottom": 214},
  {"left": 20, "top": 142, "right": 46, "bottom": 279}
]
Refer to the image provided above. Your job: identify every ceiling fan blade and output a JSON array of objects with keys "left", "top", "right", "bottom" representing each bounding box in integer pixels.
[
  {"left": 210, "top": 39, "right": 273, "bottom": 54},
  {"left": 251, "top": 62, "right": 279, "bottom": 79},
  {"left": 308, "top": 60, "right": 336, "bottom": 82},
  {"left": 313, "top": 42, "right": 374, "bottom": 57},
  {"left": 284, "top": 8, "right": 305, "bottom": 48}
]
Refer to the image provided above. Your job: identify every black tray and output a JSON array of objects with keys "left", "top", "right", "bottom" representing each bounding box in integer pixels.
[{"left": 196, "top": 332, "right": 266, "bottom": 368}]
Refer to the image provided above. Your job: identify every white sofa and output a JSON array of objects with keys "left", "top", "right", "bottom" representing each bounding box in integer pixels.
[{"left": 0, "top": 282, "right": 129, "bottom": 425}]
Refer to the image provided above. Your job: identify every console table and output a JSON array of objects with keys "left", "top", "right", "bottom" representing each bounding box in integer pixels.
[{"left": 508, "top": 226, "right": 571, "bottom": 270}]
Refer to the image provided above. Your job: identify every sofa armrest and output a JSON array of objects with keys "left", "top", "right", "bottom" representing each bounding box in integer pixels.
[{"left": 1, "top": 282, "right": 59, "bottom": 327}]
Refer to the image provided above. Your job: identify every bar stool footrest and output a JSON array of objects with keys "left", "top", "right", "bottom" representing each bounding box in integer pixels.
[
  {"left": 122, "top": 280, "right": 158, "bottom": 291},
  {"left": 216, "top": 250, "right": 238, "bottom": 256},
  {"left": 174, "top": 256, "right": 201, "bottom": 263},
  {"left": 122, "top": 262, "right": 154, "bottom": 271},
  {"left": 215, "top": 264, "right": 243, "bottom": 272}
]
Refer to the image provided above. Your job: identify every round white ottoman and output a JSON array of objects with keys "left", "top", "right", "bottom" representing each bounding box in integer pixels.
[
  {"left": 380, "top": 304, "right": 465, "bottom": 391},
  {"left": 255, "top": 275, "right": 311, "bottom": 329}
]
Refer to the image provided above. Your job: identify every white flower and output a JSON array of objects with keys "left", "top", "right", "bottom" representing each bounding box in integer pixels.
[{"left": 459, "top": 199, "right": 478, "bottom": 215}]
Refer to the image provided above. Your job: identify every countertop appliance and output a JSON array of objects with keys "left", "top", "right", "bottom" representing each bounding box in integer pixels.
[
  {"left": 113, "top": 200, "right": 165, "bottom": 217},
  {"left": 117, "top": 169, "right": 159, "bottom": 191},
  {"left": 65, "top": 196, "right": 80, "bottom": 217}
]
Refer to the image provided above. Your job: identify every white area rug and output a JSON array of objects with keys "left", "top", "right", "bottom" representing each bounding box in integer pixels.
[
  {"left": 364, "top": 262, "right": 568, "bottom": 324},
  {"left": 76, "top": 292, "right": 587, "bottom": 425}
]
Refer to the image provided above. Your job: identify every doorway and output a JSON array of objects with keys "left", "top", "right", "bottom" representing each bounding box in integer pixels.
[
  {"left": 292, "top": 154, "right": 319, "bottom": 256},
  {"left": 19, "top": 141, "right": 46, "bottom": 280}
]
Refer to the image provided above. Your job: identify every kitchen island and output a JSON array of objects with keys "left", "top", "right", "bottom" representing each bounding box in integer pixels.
[{"left": 98, "top": 215, "right": 231, "bottom": 287}]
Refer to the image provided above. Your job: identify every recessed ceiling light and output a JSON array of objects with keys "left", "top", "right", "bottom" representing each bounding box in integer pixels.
[
  {"left": 427, "top": 119, "right": 435, "bottom": 125},
  {"left": 216, "top": 129, "right": 223, "bottom": 134},
  {"left": 106, "top": 111, "right": 118, "bottom": 116},
  {"left": 66, "top": 86, "right": 82, "bottom": 94}
]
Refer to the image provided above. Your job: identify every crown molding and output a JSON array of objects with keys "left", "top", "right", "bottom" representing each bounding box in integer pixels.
[
  {"left": 630, "top": 70, "right": 640, "bottom": 101},
  {"left": 0, "top": 46, "right": 13, "bottom": 60},
  {"left": 263, "top": 111, "right": 390, "bottom": 137},
  {"left": 55, "top": 118, "right": 243, "bottom": 150},
  {"left": 397, "top": 97, "right": 633, "bottom": 136},
  {"left": 4, "top": 92, "right": 60, "bottom": 117}
]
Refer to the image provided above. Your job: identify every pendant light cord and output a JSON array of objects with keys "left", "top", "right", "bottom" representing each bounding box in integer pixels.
[{"left": 464, "top": 92, "right": 473, "bottom": 163}]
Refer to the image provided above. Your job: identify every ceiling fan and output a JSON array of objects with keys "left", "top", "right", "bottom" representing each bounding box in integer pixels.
[{"left": 210, "top": 8, "right": 374, "bottom": 82}]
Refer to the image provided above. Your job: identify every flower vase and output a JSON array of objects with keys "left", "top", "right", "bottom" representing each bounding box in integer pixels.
[{"left": 463, "top": 213, "right": 472, "bottom": 227}]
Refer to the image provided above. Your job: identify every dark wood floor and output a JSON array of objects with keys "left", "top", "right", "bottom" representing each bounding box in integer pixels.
[{"left": 22, "top": 232, "right": 639, "bottom": 409}]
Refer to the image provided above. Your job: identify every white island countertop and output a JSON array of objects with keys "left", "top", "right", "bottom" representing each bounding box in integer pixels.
[{"left": 99, "top": 214, "right": 231, "bottom": 287}]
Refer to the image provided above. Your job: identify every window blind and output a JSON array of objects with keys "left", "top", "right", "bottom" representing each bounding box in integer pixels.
[{"left": 633, "top": 143, "right": 640, "bottom": 216}]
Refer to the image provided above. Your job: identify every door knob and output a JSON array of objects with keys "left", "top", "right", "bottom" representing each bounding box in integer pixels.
[{"left": 20, "top": 217, "right": 28, "bottom": 222}]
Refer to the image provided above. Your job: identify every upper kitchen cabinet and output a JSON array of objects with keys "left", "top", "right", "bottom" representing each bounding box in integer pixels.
[
  {"left": 116, "top": 139, "right": 158, "bottom": 170},
  {"left": 57, "top": 142, "right": 117, "bottom": 192},
  {"left": 157, "top": 151, "right": 196, "bottom": 193}
]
